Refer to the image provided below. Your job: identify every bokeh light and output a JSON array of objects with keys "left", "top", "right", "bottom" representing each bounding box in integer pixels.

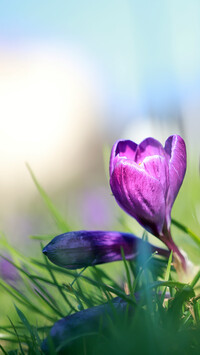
[{"left": 0, "top": 0, "right": 200, "bottom": 243}]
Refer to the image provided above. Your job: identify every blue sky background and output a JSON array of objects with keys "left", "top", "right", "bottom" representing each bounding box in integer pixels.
[{"left": 1, "top": 0, "right": 200, "bottom": 120}]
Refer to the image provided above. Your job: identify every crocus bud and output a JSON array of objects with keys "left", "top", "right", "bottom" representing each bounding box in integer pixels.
[
  {"left": 41, "top": 297, "right": 134, "bottom": 353},
  {"left": 43, "top": 231, "right": 169, "bottom": 269},
  {"left": 110, "top": 135, "right": 187, "bottom": 269}
]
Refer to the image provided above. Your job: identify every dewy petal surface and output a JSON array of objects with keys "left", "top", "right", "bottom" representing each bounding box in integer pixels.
[
  {"left": 135, "top": 137, "right": 166, "bottom": 165},
  {"left": 164, "top": 135, "right": 187, "bottom": 226},
  {"left": 110, "top": 159, "right": 166, "bottom": 236},
  {"left": 109, "top": 140, "right": 137, "bottom": 175}
]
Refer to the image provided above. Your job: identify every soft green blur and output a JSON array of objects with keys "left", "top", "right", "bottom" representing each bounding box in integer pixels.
[{"left": 0, "top": 3, "right": 200, "bottom": 351}]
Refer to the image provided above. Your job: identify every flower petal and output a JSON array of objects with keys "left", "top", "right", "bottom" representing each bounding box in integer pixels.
[
  {"left": 109, "top": 140, "right": 137, "bottom": 175},
  {"left": 141, "top": 155, "right": 169, "bottom": 197},
  {"left": 135, "top": 137, "right": 166, "bottom": 165},
  {"left": 110, "top": 159, "right": 166, "bottom": 236},
  {"left": 164, "top": 135, "right": 187, "bottom": 226}
]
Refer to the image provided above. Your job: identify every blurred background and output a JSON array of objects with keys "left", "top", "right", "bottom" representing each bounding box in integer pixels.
[{"left": 0, "top": 1, "right": 200, "bottom": 263}]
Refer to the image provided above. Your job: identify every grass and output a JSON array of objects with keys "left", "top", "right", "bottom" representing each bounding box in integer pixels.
[{"left": 0, "top": 166, "right": 200, "bottom": 354}]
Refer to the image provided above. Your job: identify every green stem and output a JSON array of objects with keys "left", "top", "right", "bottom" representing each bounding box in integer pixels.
[{"left": 160, "top": 227, "right": 186, "bottom": 271}]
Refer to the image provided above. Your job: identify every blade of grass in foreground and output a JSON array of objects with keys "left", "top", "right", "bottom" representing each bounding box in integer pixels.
[
  {"left": 0, "top": 279, "right": 55, "bottom": 322},
  {"left": 0, "top": 254, "right": 62, "bottom": 313},
  {"left": 65, "top": 275, "right": 136, "bottom": 305},
  {"left": 0, "top": 232, "right": 52, "bottom": 278},
  {"left": 15, "top": 305, "right": 41, "bottom": 348},
  {"left": 26, "top": 163, "right": 69, "bottom": 233},
  {"left": 132, "top": 252, "right": 157, "bottom": 294},
  {"left": 30, "top": 258, "right": 76, "bottom": 275},
  {"left": 190, "top": 270, "right": 200, "bottom": 288},
  {"left": 34, "top": 289, "right": 64, "bottom": 318},
  {"left": 148, "top": 280, "right": 190, "bottom": 290},
  {"left": 90, "top": 268, "right": 114, "bottom": 303},
  {"left": 121, "top": 247, "right": 135, "bottom": 300},
  {"left": 160, "top": 251, "right": 173, "bottom": 304},
  {"left": 8, "top": 317, "right": 25, "bottom": 355},
  {"left": 0, "top": 344, "right": 8, "bottom": 355},
  {"left": 29, "top": 234, "right": 55, "bottom": 241},
  {"left": 42, "top": 246, "right": 77, "bottom": 313},
  {"left": 31, "top": 258, "right": 135, "bottom": 304},
  {"left": 172, "top": 218, "right": 200, "bottom": 247}
]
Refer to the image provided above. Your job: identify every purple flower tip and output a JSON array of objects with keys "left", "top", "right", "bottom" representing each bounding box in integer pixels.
[{"left": 109, "top": 135, "right": 187, "bottom": 268}]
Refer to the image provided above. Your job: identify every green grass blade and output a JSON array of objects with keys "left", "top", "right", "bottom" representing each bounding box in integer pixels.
[
  {"left": 120, "top": 247, "right": 135, "bottom": 299},
  {"left": 0, "top": 279, "right": 55, "bottom": 322},
  {"left": 148, "top": 280, "right": 188, "bottom": 290},
  {"left": 190, "top": 270, "right": 200, "bottom": 288},
  {"left": 70, "top": 266, "right": 87, "bottom": 287},
  {"left": 68, "top": 285, "right": 84, "bottom": 310},
  {"left": 0, "top": 344, "right": 8, "bottom": 355},
  {"left": 0, "top": 280, "right": 29, "bottom": 308},
  {"left": 34, "top": 289, "right": 64, "bottom": 318},
  {"left": 0, "top": 254, "right": 61, "bottom": 308},
  {"left": 0, "top": 334, "right": 21, "bottom": 343},
  {"left": 90, "top": 268, "right": 113, "bottom": 303},
  {"left": 164, "top": 251, "right": 173, "bottom": 282},
  {"left": 42, "top": 247, "right": 77, "bottom": 312},
  {"left": 70, "top": 275, "right": 136, "bottom": 305},
  {"left": 132, "top": 252, "right": 157, "bottom": 293},
  {"left": 160, "top": 251, "right": 173, "bottom": 304},
  {"left": 30, "top": 275, "right": 77, "bottom": 298},
  {"left": 30, "top": 258, "right": 76, "bottom": 277},
  {"left": 172, "top": 218, "right": 200, "bottom": 247},
  {"left": 26, "top": 163, "right": 69, "bottom": 232},
  {"left": 29, "top": 234, "right": 54, "bottom": 241},
  {"left": 168, "top": 285, "right": 195, "bottom": 323},
  {"left": 8, "top": 317, "right": 25, "bottom": 355},
  {"left": 14, "top": 305, "right": 41, "bottom": 347},
  {"left": 0, "top": 232, "right": 44, "bottom": 275}
]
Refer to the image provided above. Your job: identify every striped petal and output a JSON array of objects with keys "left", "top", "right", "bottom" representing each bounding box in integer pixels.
[{"left": 110, "top": 159, "right": 166, "bottom": 236}]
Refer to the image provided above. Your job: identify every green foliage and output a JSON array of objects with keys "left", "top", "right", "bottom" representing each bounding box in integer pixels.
[{"left": 0, "top": 167, "right": 200, "bottom": 354}]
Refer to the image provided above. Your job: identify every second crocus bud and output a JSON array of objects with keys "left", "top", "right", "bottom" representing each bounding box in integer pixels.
[{"left": 43, "top": 230, "right": 169, "bottom": 269}]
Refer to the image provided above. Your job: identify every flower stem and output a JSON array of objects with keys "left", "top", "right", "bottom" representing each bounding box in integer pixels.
[{"left": 160, "top": 230, "right": 186, "bottom": 272}]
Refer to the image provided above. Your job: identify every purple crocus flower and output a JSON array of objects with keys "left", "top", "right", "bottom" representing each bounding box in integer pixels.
[
  {"left": 109, "top": 135, "right": 187, "bottom": 269},
  {"left": 43, "top": 231, "right": 169, "bottom": 269}
]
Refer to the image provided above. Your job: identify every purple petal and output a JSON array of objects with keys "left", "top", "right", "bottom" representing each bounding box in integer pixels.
[
  {"left": 110, "top": 159, "right": 166, "bottom": 236},
  {"left": 164, "top": 135, "right": 187, "bottom": 226},
  {"left": 43, "top": 230, "right": 169, "bottom": 269},
  {"left": 141, "top": 155, "right": 169, "bottom": 197},
  {"left": 109, "top": 140, "right": 137, "bottom": 176},
  {"left": 135, "top": 137, "right": 166, "bottom": 165}
]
